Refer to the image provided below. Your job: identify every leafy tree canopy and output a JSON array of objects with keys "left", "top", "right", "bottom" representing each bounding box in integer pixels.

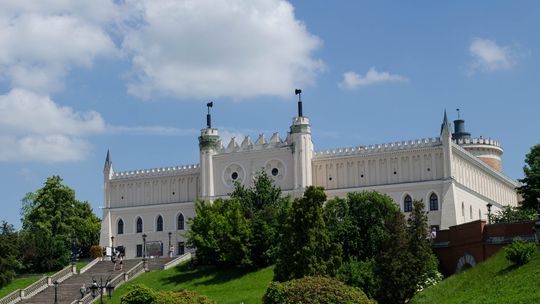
[
  {"left": 518, "top": 144, "right": 540, "bottom": 210},
  {"left": 0, "top": 221, "right": 19, "bottom": 287}
]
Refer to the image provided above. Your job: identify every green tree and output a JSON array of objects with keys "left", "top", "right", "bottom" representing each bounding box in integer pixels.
[
  {"left": 518, "top": 144, "right": 540, "bottom": 210},
  {"left": 274, "top": 186, "right": 342, "bottom": 282},
  {"left": 0, "top": 221, "right": 19, "bottom": 287},
  {"left": 20, "top": 176, "right": 101, "bottom": 272},
  {"left": 407, "top": 200, "right": 439, "bottom": 294},
  {"left": 491, "top": 206, "right": 537, "bottom": 223},
  {"left": 375, "top": 210, "right": 414, "bottom": 304},
  {"left": 187, "top": 198, "right": 252, "bottom": 267}
]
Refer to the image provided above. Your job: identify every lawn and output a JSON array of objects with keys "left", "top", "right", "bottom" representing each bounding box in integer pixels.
[
  {"left": 0, "top": 274, "right": 46, "bottom": 298},
  {"left": 103, "top": 264, "right": 274, "bottom": 304},
  {"left": 411, "top": 246, "right": 540, "bottom": 304}
]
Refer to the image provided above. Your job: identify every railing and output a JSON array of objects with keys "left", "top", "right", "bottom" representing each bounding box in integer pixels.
[
  {"left": 50, "top": 264, "right": 75, "bottom": 283},
  {"left": 163, "top": 253, "right": 192, "bottom": 270},
  {"left": 79, "top": 258, "right": 100, "bottom": 274},
  {"left": 22, "top": 276, "right": 49, "bottom": 299},
  {"left": 0, "top": 289, "right": 21, "bottom": 304}
]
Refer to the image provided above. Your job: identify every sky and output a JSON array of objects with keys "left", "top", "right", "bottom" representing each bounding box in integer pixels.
[{"left": 1, "top": 1, "right": 539, "bottom": 228}]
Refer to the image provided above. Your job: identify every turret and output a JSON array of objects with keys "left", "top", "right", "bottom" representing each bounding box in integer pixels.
[
  {"left": 199, "top": 102, "right": 220, "bottom": 199},
  {"left": 290, "top": 89, "right": 313, "bottom": 190}
]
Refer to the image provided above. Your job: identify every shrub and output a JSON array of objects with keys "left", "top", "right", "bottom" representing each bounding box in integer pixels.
[
  {"left": 90, "top": 245, "right": 103, "bottom": 258},
  {"left": 337, "top": 258, "right": 378, "bottom": 299},
  {"left": 263, "top": 276, "right": 375, "bottom": 304},
  {"left": 505, "top": 240, "right": 536, "bottom": 266},
  {"left": 155, "top": 290, "right": 216, "bottom": 304},
  {"left": 120, "top": 284, "right": 157, "bottom": 304}
]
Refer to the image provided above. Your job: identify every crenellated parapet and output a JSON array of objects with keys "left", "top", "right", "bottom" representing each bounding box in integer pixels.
[
  {"left": 455, "top": 137, "right": 504, "bottom": 172},
  {"left": 313, "top": 137, "right": 442, "bottom": 158},
  {"left": 217, "top": 132, "right": 290, "bottom": 154},
  {"left": 454, "top": 137, "right": 501, "bottom": 147},
  {"left": 111, "top": 164, "right": 200, "bottom": 180}
]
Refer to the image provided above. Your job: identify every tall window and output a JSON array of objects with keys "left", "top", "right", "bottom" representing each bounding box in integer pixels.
[
  {"left": 177, "top": 213, "right": 185, "bottom": 230},
  {"left": 136, "top": 217, "right": 143, "bottom": 233},
  {"left": 404, "top": 195, "right": 413, "bottom": 212},
  {"left": 429, "top": 193, "right": 439, "bottom": 211},
  {"left": 136, "top": 244, "right": 143, "bottom": 257},
  {"left": 117, "top": 219, "right": 124, "bottom": 235},
  {"left": 470, "top": 206, "right": 473, "bottom": 219},
  {"left": 178, "top": 242, "right": 185, "bottom": 255},
  {"left": 156, "top": 215, "right": 163, "bottom": 232}
]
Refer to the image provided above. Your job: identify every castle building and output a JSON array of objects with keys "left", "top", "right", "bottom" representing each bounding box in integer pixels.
[{"left": 99, "top": 95, "right": 518, "bottom": 258}]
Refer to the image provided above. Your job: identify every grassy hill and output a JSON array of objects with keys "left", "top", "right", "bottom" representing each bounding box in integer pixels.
[
  {"left": 411, "top": 246, "right": 540, "bottom": 304},
  {"left": 103, "top": 264, "right": 274, "bottom": 304}
]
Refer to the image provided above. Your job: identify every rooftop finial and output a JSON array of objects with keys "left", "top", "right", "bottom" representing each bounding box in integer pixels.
[
  {"left": 456, "top": 108, "right": 460, "bottom": 119},
  {"left": 295, "top": 89, "right": 303, "bottom": 117},
  {"left": 440, "top": 109, "right": 449, "bottom": 135},
  {"left": 104, "top": 149, "right": 112, "bottom": 170},
  {"left": 206, "top": 101, "right": 213, "bottom": 128}
]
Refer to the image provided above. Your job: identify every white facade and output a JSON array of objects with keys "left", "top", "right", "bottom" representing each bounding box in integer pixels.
[{"left": 100, "top": 105, "right": 518, "bottom": 258}]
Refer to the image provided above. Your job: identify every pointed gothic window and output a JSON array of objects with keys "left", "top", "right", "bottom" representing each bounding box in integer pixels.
[
  {"left": 136, "top": 217, "right": 143, "bottom": 233},
  {"left": 117, "top": 219, "right": 124, "bottom": 235},
  {"left": 429, "top": 193, "right": 439, "bottom": 211},
  {"left": 404, "top": 195, "right": 413, "bottom": 212},
  {"left": 177, "top": 213, "right": 185, "bottom": 230},
  {"left": 156, "top": 215, "right": 163, "bottom": 232}
]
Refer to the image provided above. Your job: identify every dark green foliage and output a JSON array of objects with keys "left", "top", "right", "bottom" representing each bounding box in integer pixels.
[
  {"left": 274, "top": 186, "right": 342, "bottom": 282},
  {"left": 187, "top": 198, "right": 252, "bottom": 267},
  {"left": 121, "top": 284, "right": 157, "bottom": 304},
  {"left": 188, "top": 171, "right": 289, "bottom": 267},
  {"left": 0, "top": 221, "right": 19, "bottom": 287},
  {"left": 518, "top": 144, "right": 540, "bottom": 210},
  {"left": 491, "top": 206, "right": 537, "bottom": 224},
  {"left": 505, "top": 240, "right": 536, "bottom": 266},
  {"left": 155, "top": 290, "right": 215, "bottom": 304},
  {"left": 90, "top": 245, "right": 103, "bottom": 258},
  {"left": 325, "top": 191, "right": 398, "bottom": 261},
  {"left": 20, "top": 176, "right": 101, "bottom": 272},
  {"left": 337, "top": 258, "right": 378, "bottom": 299},
  {"left": 375, "top": 210, "right": 414, "bottom": 304},
  {"left": 262, "top": 276, "right": 375, "bottom": 304},
  {"left": 407, "top": 200, "right": 440, "bottom": 293}
]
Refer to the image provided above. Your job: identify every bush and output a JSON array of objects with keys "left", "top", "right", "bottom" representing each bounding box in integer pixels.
[
  {"left": 90, "top": 245, "right": 103, "bottom": 258},
  {"left": 155, "top": 290, "right": 216, "bottom": 304},
  {"left": 121, "top": 284, "right": 157, "bottom": 304},
  {"left": 337, "top": 259, "right": 378, "bottom": 299},
  {"left": 263, "top": 276, "right": 375, "bottom": 304},
  {"left": 505, "top": 240, "right": 536, "bottom": 266}
]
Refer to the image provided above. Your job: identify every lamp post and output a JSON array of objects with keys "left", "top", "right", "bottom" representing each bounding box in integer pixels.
[
  {"left": 168, "top": 232, "right": 172, "bottom": 257},
  {"left": 89, "top": 276, "right": 114, "bottom": 304},
  {"left": 111, "top": 236, "right": 115, "bottom": 251},
  {"left": 53, "top": 281, "right": 59, "bottom": 304},
  {"left": 142, "top": 234, "right": 147, "bottom": 262},
  {"left": 486, "top": 203, "right": 493, "bottom": 224}
]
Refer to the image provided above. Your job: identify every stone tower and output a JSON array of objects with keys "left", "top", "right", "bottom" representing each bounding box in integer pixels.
[
  {"left": 289, "top": 89, "right": 313, "bottom": 191},
  {"left": 199, "top": 103, "right": 220, "bottom": 199}
]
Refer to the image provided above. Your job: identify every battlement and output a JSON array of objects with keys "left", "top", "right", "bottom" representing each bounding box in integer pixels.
[
  {"left": 313, "top": 137, "right": 441, "bottom": 158},
  {"left": 111, "top": 164, "right": 200, "bottom": 180},
  {"left": 454, "top": 137, "right": 501, "bottom": 147},
  {"left": 217, "top": 132, "right": 290, "bottom": 154}
]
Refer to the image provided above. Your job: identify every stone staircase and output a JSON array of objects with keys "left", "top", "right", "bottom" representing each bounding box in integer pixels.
[
  {"left": 19, "top": 259, "right": 141, "bottom": 304},
  {"left": 145, "top": 257, "right": 174, "bottom": 271}
]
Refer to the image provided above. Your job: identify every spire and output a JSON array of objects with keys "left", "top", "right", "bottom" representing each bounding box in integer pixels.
[
  {"left": 104, "top": 149, "right": 112, "bottom": 170},
  {"left": 440, "top": 110, "right": 450, "bottom": 135}
]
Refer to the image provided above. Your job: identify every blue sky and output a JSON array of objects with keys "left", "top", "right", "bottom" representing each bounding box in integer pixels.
[{"left": 1, "top": 1, "right": 539, "bottom": 227}]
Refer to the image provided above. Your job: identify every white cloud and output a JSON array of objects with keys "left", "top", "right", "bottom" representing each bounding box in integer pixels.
[
  {"left": 0, "top": 89, "right": 105, "bottom": 162},
  {"left": 0, "top": 1, "right": 120, "bottom": 93},
  {"left": 122, "top": 0, "right": 323, "bottom": 99},
  {"left": 469, "top": 38, "right": 517, "bottom": 73},
  {"left": 339, "top": 68, "right": 408, "bottom": 89}
]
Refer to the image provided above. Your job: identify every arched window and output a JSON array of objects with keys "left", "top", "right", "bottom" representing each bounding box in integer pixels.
[
  {"left": 177, "top": 213, "right": 185, "bottom": 230},
  {"left": 404, "top": 195, "right": 413, "bottom": 212},
  {"left": 136, "top": 217, "right": 143, "bottom": 233},
  {"left": 429, "top": 193, "right": 439, "bottom": 211},
  {"left": 117, "top": 219, "right": 124, "bottom": 235},
  {"left": 156, "top": 215, "right": 163, "bottom": 232}
]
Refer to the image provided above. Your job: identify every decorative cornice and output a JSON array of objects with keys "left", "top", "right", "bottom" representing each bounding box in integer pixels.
[
  {"left": 313, "top": 137, "right": 442, "bottom": 159},
  {"left": 111, "top": 164, "right": 200, "bottom": 180},
  {"left": 199, "top": 134, "right": 220, "bottom": 150}
]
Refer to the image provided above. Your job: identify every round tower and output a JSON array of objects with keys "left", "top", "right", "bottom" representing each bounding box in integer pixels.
[
  {"left": 290, "top": 89, "right": 313, "bottom": 190},
  {"left": 452, "top": 118, "right": 503, "bottom": 172},
  {"left": 199, "top": 102, "right": 220, "bottom": 198}
]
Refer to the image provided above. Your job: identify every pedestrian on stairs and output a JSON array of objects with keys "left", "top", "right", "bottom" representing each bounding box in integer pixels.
[{"left": 80, "top": 284, "right": 86, "bottom": 299}]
